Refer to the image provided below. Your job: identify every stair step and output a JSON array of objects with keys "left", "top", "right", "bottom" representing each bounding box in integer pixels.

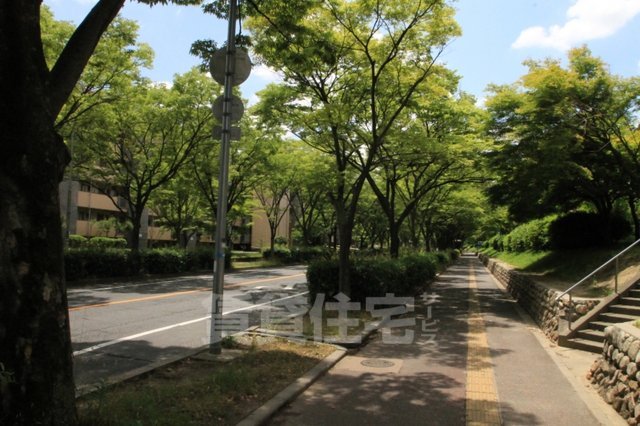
[
  {"left": 576, "top": 329, "right": 605, "bottom": 343},
  {"left": 598, "top": 312, "right": 639, "bottom": 323},
  {"left": 610, "top": 304, "right": 640, "bottom": 316},
  {"left": 566, "top": 337, "right": 603, "bottom": 354},
  {"left": 628, "top": 289, "right": 640, "bottom": 297},
  {"left": 590, "top": 321, "right": 617, "bottom": 331},
  {"left": 620, "top": 297, "right": 640, "bottom": 306}
]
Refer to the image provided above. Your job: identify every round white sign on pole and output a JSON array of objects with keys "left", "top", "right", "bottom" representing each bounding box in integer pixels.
[
  {"left": 212, "top": 95, "right": 245, "bottom": 123},
  {"left": 209, "top": 47, "right": 252, "bottom": 86}
]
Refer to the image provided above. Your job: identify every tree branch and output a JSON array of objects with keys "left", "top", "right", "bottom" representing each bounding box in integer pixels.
[{"left": 49, "top": 0, "right": 125, "bottom": 117}]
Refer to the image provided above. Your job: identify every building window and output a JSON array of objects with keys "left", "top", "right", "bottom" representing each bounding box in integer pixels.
[{"left": 78, "top": 208, "right": 90, "bottom": 221}]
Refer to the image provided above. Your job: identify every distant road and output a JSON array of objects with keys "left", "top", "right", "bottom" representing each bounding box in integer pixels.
[{"left": 69, "top": 265, "right": 309, "bottom": 389}]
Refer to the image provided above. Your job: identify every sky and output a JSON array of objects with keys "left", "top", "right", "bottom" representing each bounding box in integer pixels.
[{"left": 44, "top": 0, "right": 640, "bottom": 106}]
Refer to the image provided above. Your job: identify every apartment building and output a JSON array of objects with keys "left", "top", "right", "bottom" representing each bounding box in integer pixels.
[{"left": 59, "top": 180, "right": 291, "bottom": 250}]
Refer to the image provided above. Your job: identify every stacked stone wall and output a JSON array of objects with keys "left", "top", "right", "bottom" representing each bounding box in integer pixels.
[
  {"left": 479, "top": 255, "right": 598, "bottom": 341},
  {"left": 589, "top": 325, "right": 640, "bottom": 424}
]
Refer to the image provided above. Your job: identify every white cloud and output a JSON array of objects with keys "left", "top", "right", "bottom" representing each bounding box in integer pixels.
[
  {"left": 247, "top": 93, "right": 260, "bottom": 107},
  {"left": 512, "top": 0, "right": 640, "bottom": 50},
  {"left": 252, "top": 64, "right": 284, "bottom": 83}
]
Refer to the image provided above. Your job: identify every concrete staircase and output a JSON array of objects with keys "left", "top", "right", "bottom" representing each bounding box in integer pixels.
[{"left": 561, "top": 281, "right": 640, "bottom": 353}]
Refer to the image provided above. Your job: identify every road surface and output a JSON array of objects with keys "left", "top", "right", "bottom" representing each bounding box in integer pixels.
[{"left": 68, "top": 265, "right": 309, "bottom": 389}]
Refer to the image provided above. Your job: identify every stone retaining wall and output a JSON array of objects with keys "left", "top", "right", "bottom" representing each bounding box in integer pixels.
[
  {"left": 479, "top": 255, "right": 598, "bottom": 341},
  {"left": 589, "top": 324, "right": 640, "bottom": 424}
]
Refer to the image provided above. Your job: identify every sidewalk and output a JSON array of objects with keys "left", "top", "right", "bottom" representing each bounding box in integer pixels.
[{"left": 268, "top": 254, "right": 623, "bottom": 425}]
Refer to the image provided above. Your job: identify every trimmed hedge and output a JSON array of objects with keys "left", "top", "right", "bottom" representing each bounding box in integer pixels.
[
  {"left": 307, "top": 252, "right": 450, "bottom": 305},
  {"left": 68, "top": 235, "right": 127, "bottom": 249},
  {"left": 87, "top": 236, "right": 127, "bottom": 249},
  {"left": 65, "top": 248, "right": 132, "bottom": 281},
  {"left": 64, "top": 246, "right": 226, "bottom": 281},
  {"left": 68, "top": 234, "right": 88, "bottom": 248},
  {"left": 262, "top": 245, "right": 332, "bottom": 264},
  {"left": 502, "top": 215, "right": 555, "bottom": 252}
]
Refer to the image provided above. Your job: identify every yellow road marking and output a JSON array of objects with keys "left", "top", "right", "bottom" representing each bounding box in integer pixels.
[
  {"left": 69, "top": 273, "right": 306, "bottom": 311},
  {"left": 466, "top": 265, "right": 503, "bottom": 426}
]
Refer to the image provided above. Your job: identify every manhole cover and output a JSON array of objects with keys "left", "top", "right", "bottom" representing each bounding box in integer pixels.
[{"left": 360, "top": 359, "right": 395, "bottom": 368}]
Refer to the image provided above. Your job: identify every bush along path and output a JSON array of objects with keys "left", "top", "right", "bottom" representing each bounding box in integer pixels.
[{"left": 64, "top": 242, "right": 332, "bottom": 283}]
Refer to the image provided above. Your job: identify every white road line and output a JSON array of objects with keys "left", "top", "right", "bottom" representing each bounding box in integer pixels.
[{"left": 72, "top": 291, "right": 309, "bottom": 357}]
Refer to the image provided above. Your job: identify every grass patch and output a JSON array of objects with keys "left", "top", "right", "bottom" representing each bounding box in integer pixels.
[
  {"left": 231, "top": 259, "right": 283, "bottom": 270},
  {"left": 231, "top": 251, "right": 264, "bottom": 261},
  {"left": 78, "top": 339, "right": 334, "bottom": 426},
  {"left": 481, "top": 243, "right": 640, "bottom": 297}
]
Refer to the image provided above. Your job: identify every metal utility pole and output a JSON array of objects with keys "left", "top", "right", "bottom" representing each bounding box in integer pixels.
[{"left": 209, "top": 0, "right": 238, "bottom": 354}]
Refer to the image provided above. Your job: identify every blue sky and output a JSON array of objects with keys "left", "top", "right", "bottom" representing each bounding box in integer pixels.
[{"left": 45, "top": 0, "right": 640, "bottom": 105}]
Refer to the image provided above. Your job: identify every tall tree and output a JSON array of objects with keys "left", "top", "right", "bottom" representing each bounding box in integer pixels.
[
  {"left": 249, "top": 0, "right": 459, "bottom": 294},
  {"left": 366, "top": 87, "right": 485, "bottom": 256},
  {"left": 74, "top": 69, "right": 214, "bottom": 250},
  {"left": 253, "top": 139, "right": 296, "bottom": 253},
  {"left": 485, "top": 47, "right": 636, "bottom": 231},
  {"left": 191, "top": 116, "right": 273, "bottom": 245},
  {"left": 287, "top": 143, "right": 334, "bottom": 246},
  {"left": 149, "top": 172, "right": 210, "bottom": 248},
  {"left": 0, "top": 2, "right": 199, "bottom": 421}
]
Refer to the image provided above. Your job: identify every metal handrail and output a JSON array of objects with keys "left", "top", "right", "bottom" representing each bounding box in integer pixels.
[
  {"left": 555, "top": 238, "right": 640, "bottom": 330},
  {"left": 556, "top": 238, "right": 640, "bottom": 301}
]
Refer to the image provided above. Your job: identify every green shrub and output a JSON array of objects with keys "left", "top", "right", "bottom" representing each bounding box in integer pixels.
[
  {"left": 65, "top": 248, "right": 131, "bottom": 281},
  {"left": 141, "top": 249, "right": 186, "bottom": 274},
  {"left": 398, "top": 254, "right": 438, "bottom": 295},
  {"left": 353, "top": 248, "right": 384, "bottom": 258},
  {"left": 68, "top": 234, "right": 88, "bottom": 248},
  {"left": 307, "top": 254, "right": 440, "bottom": 305},
  {"left": 185, "top": 246, "right": 215, "bottom": 270},
  {"left": 87, "top": 236, "right": 128, "bottom": 249},
  {"left": 262, "top": 245, "right": 291, "bottom": 261},
  {"left": 274, "top": 236, "right": 288, "bottom": 245},
  {"left": 486, "top": 235, "right": 504, "bottom": 251},
  {"left": 435, "top": 251, "right": 450, "bottom": 266},
  {"left": 289, "top": 246, "right": 333, "bottom": 263},
  {"left": 550, "top": 212, "right": 631, "bottom": 249},
  {"left": 503, "top": 215, "right": 555, "bottom": 252}
]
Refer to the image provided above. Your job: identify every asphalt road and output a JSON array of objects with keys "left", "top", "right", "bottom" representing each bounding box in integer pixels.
[{"left": 68, "top": 265, "right": 309, "bottom": 389}]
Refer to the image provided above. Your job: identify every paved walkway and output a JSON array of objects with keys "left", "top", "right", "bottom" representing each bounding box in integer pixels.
[{"left": 269, "top": 254, "right": 624, "bottom": 425}]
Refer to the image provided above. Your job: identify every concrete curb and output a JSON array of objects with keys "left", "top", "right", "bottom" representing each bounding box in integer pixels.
[{"left": 236, "top": 348, "right": 347, "bottom": 426}]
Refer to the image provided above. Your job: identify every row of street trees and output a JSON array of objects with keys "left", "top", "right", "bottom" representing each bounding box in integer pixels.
[{"left": 214, "top": 0, "right": 487, "bottom": 294}]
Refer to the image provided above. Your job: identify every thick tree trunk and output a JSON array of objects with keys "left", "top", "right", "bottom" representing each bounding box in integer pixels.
[
  {"left": 334, "top": 200, "right": 356, "bottom": 297},
  {"left": 389, "top": 222, "right": 401, "bottom": 258},
  {"left": 337, "top": 222, "right": 352, "bottom": 297},
  {"left": 128, "top": 219, "right": 142, "bottom": 251},
  {"left": 270, "top": 229, "right": 276, "bottom": 254},
  {"left": 0, "top": 3, "right": 77, "bottom": 424}
]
